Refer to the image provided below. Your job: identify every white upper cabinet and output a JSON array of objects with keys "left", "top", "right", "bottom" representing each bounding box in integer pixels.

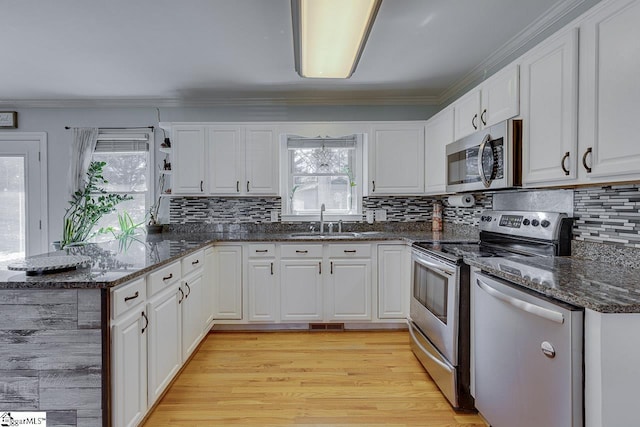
[
  {"left": 425, "top": 108, "right": 454, "bottom": 195},
  {"left": 369, "top": 122, "right": 425, "bottom": 195},
  {"left": 244, "top": 126, "right": 279, "bottom": 195},
  {"left": 453, "top": 65, "right": 519, "bottom": 140},
  {"left": 172, "top": 125, "right": 207, "bottom": 194},
  {"left": 522, "top": 28, "right": 579, "bottom": 185},
  {"left": 578, "top": 0, "right": 640, "bottom": 181},
  {"left": 207, "top": 125, "right": 243, "bottom": 194}
]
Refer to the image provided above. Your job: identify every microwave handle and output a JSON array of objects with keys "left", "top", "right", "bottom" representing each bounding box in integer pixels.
[{"left": 478, "top": 133, "right": 494, "bottom": 188}]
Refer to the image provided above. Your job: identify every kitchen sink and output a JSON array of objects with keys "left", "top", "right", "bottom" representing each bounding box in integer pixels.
[{"left": 286, "top": 231, "right": 382, "bottom": 239}]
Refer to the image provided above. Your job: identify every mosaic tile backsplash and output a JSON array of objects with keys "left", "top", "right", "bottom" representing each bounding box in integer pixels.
[
  {"left": 363, "top": 196, "right": 433, "bottom": 222},
  {"left": 443, "top": 193, "right": 493, "bottom": 227},
  {"left": 573, "top": 184, "right": 640, "bottom": 248}
]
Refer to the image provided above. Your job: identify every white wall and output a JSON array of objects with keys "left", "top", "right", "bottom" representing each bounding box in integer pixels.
[{"left": 5, "top": 105, "right": 437, "bottom": 245}]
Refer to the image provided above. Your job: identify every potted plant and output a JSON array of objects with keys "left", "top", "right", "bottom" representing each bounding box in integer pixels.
[{"left": 59, "top": 161, "right": 132, "bottom": 248}]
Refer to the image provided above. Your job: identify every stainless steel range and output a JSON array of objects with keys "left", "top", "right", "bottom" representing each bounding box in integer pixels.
[{"left": 408, "top": 210, "right": 573, "bottom": 412}]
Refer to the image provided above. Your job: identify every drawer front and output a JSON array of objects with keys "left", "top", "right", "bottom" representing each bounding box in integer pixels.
[
  {"left": 247, "top": 244, "right": 276, "bottom": 258},
  {"left": 280, "top": 244, "right": 323, "bottom": 258},
  {"left": 112, "top": 277, "right": 146, "bottom": 319},
  {"left": 182, "top": 250, "right": 205, "bottom": 276},
  {"left": 328, "top": 244, "right": 372, "bottom": 258},
  {"left": 148, "top": 261, "right": 181, "bottom": 296}
]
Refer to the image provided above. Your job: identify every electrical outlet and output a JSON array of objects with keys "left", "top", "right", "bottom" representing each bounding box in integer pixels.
[
  {"left": 375, "top": 209, "right": 387, "bottom": 221},
  {"left": 270, "top": 210, "right": 279, "bottom": 222},
  {"left": 366, "top": 210, "right": 374, "bottom": 224}
]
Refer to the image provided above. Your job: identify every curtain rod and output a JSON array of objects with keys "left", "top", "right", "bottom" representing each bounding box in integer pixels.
[{"left": 64, "top": 126, "right": 155, "bottom": 130}]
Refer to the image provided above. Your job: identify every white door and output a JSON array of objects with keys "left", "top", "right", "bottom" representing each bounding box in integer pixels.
[
  {"left": 245, "top": 126, "right": 278, "bottom": 195},
  {"left": 212, "top": 245, "right": 243, "bottom": 319},
  {"left": 181, "top": 273, "right": 204, "bottom": 359},
  {"left": 480, "top": 64, "right": 520, "bottom": 128},
  {"left": 247, "top": 259, "right": 279, "bottom": 321},
  {"left": 522, "top": 28, "right": 579, "bottom": 185},
  {"left": 425, "top": 109, "right": 454, "bottom": 195},
  {"left": 202, "top": 247, "right": 216, "bottom": 330},
  {"left": 208, "top": 126, "right": 243, "bottom": 194},
  {"left": 377, "top": 245, "right": 409, "bottom": 319},
  {"left": 147, "top": 283, "right": 181, "bottom": 405},
  {"left": 0, "top": 133, "right": 47, "bottom": 263},
  {"left": 326, "top": 259, "right": 371, "bottom": 320},
  {"left": 172, "top": 125, "right": 206, "bottom": 194},
  {"left": 280, "top": 259, "right": 323, "bottom": 321},
  {"left": 453, "top": 90, "right": 482, "bottom": 140}
]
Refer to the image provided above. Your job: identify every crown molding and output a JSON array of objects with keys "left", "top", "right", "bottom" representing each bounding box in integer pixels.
[
  {"left": 0, "top": 92, "right": 441, "bottom": 108},
  {"left": 438, "top": 0, "right": 587, "bottom": 106}
]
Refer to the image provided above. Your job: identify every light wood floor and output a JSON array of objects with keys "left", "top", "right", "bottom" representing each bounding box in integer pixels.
[{"left": 143, "top": 331, "right": 487, "bottom": 426}]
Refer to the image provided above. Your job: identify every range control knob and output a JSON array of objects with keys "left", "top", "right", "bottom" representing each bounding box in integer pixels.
[
  {"left": 522, "top": 219, "right": 530, "bottom": 226},
  {"left": 485, "top": 216, "right": 492, "bottom": 222},
  {"left": 531, "top": 219, "right": 540, "bottom": 227},
  {"left": 541, "top": 220, "right": 551, "bottom": 228}
]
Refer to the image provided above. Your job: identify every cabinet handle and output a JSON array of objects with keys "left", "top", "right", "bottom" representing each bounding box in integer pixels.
[
  {"left": 184, "top": 282, "right": 191, "bottom": 298},
  {"left": 200, "top": 180, "right": 203, "bottom": 192},
  {"left": 236, "top": 181, "right": 240, "bottom": 192},
  {"left": 178, "top": 287, "right": 184, "bottom": 304},
  {"left": 255, "top": 249, "right": 268, "bottom": 253},
  {"left": 296, "top": 250, "right": 308, "bottom": 254},
  {"left": 480, "top": 109, "right": 487, "bottom": 126},
  {"left": 124, "top": 291, "right": 139, "bottom": 302},
  {"left": 582, "top": 147, "right": 592, "bottom": 173},
  {"left": 319, "top": 262, "right": 322, "bottom": 275},
  {"left": 372, "top": 180, "right": 376, "bottom": 192},
  {"left": 191, "top": 259, "right": 200, "bottom": 265},
  {"left": 561, "top": 152, "right": 570, "bottom": 176},
  {"left": 472, "top": 113, "right": 478, "bottom": 130},
  {"left": 247, "top": 181, "right": 250, "bottom": 192},
  {"left": 162, "top": 273, "right": 173, "bottom": 281},
  {"left": 343, "top": 250, "right": 356, "bottom": 253},
  {"left": 330, "top": 261, "right": 333, "bottom": 274},
  {"left": 141, "top": 311, "right": 149, "bottom": 334},
  {"left": 270, "top": 262, "right": 274, "bottom": 275}
]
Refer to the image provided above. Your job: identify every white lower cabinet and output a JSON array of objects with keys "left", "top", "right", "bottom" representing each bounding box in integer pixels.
[
  {"left": 212, "top": 245, "right": 243, "bottom": 319},
  {"left": 326, "top": 258, "right": 371, "bottom": 320},
  {"left": 377, "top": 244, "right": 409, "bottom": 319},
  {"left": 203, "top": 247, "right": 216, "bottom": 330},
  {"left": 280, "top": 258, "right": 324, "bottom": 321},
  {"left": 248, "top": 259, "right": 279, "bottom": 321},
  {"left": 147, "top": 283, "right": 181, "bottom": 405},
  {"left": 181, "top": 272, "right": 205, "bottom": 359}
]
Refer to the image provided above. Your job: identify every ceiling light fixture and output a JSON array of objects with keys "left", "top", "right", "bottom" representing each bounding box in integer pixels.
[{"left": 291, "top": 0, "right": 382, "bottom": 79}]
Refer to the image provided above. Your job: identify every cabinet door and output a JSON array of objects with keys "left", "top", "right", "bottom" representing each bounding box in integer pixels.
[
  {"left": 181, "top": 273, "right": 204, "bottom": 360},
  {"left": 208, "top": 126, "right": 243, "bottom": 194},
  {"left": 112, "top": 309, "right": 147, "bottom": 427},
  {"left": 245, "top": 126, "right": 278, "bottom": 195},
  {"left": 326, "top": 259, "right": 371, "bottom": 320},
  {"left": 425, "top": 108, "right": 454, "bottom": 194},
  {"left": 480, "top": 64, "right": 520, "bottom": 128},
  {"left": 203, "top": 247, "right": 215, "bottom": 330},
  {"left": 147, "top": 283, "right": 181, "bottom": 405},
  {"left": 522, "top": 28, "right": 579, "bottom": 185},
  {"left": 172, "top": 125, "right": 206, "bottom": 194},
  {"left": 579, "top": 0, "right": 640, "bottom": 180},
  {"left": 377, "top": 245, "right": 409, "bottom": 319},
  {"left": 369, "top": 124, "right": 425, "bottom": 194},
  {"left": 247, "top": 259, "right": 279, "bottom": 321},
  {"left": 212, "top": 245, "right": 243, "bottom": 319},
  {"left": 453, "top": 90, "right": 482, "bottom": 140},
  {"left": 280, "top": 259, "right": 323, "bottom": 321}
]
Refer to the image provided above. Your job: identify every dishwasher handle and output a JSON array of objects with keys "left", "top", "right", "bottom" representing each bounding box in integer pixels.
[{"left": 476, "top": 278, "right": 565, "bottom": 324}]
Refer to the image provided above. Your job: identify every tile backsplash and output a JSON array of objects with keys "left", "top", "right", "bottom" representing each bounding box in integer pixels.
[
  {"left": 363, "top": 196, "right": 432, "bottom": 222},
  {"left": 442, "top": 193, "right": 493, "bottom": 227},
  {"left": 170, "top": 197, "right": 281, "bottom": 224}
]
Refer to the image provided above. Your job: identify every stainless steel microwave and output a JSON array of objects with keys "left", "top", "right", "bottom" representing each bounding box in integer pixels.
[{"left": 445, "top": 119, "right": 522, "bottom": 193}]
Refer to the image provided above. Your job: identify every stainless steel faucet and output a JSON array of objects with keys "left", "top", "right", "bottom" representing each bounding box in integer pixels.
[
  {"left": 320, "top": 203, "right": 325, "bottom": 234},
  {"left": 338, "top": 219, "right": 343, "bottom": 233}
]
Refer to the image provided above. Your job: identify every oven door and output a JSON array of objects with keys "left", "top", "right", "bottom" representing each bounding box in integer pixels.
[{"left": 410, "top": 250, "right": 459, "bottom": 364}]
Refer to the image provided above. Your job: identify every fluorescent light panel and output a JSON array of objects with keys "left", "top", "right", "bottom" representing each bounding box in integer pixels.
[{"left": 293, "top": 0, "right": 382, "bottom": 78}]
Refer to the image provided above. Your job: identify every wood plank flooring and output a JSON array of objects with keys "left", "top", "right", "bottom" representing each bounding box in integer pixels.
[{"left": 143, "top": 331, "right": 486, "bottom": 426}]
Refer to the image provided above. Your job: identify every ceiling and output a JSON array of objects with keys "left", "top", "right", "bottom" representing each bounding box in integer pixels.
[{"left": 1, "top": 0, "right": 589, "bottom": 107}]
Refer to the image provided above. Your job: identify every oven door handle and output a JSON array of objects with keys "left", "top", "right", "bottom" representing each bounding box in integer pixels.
[
  {"left": 413, "top": 254, "right": 454, "bottom": 276},
  {"left": 478, "top": 133, "right": 494, "bottom": 188},
  {"left": 476, "top": 278, "right": 564, "bottom": 324},
  {"left": 406, "top": 318, "right": 452, "bottom": 371}
]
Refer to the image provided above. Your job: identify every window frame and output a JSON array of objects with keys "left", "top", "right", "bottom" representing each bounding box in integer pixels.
[{"left": 279, "top": 133, "right": 365, "bottom": 222}]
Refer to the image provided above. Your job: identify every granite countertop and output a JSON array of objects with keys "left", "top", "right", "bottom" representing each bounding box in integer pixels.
[
  {"left": 0, "top": 230, "right": 468, "bottom": 290},
  {"left": 466, "top": 255, "right": 640, "bottom": 314}
]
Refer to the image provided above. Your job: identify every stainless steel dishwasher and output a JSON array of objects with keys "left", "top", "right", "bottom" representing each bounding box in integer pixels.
[{"left": 472, "top": 270, "right": 583, "bottom": 427}]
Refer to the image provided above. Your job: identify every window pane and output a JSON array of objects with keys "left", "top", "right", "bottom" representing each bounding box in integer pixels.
[
  {"left": 290, "top": 147, "right": 353, "bottom": 174},
  {"left": 291, "top": 175, "right": 353, "bottom": 213},
  {"left": 92, "top": 152, "right": 148, "bottom": 192},
  {"left": 91, "top": 195, "right": 147, "bottom": 241},
  {"left": 0, "top": 157, "right": 25, "bottom": 265}
]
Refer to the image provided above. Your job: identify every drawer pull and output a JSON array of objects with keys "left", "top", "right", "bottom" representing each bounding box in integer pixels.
[
  {"left": 141, "top": 311, "right": 149, "bottom": 334},
  {"left": 255, "top": 249, "right": 268, "bottom": 253},
  {"left": 236, "top": 181, "right": 240, "bottom": 192},
  {"left": 124, "top": 291, "right": 139, "bottom": 302},
  {"left": 561, "top": 152, "right": 570, "bottom": 176},
  {"left": 191, "top": 259, "right": 200, "bottom": 265},
  {"left": 343, "top": 250, "right": 357, "bottom": 253},
  {"left": 296, "top": 250, "right": 308, "bottom": 254},
  {"left": 330, "top": 261, "right": 333, "bottom": 274},
  {"left": 162, "top": 273, "right": 173, "bottom": 281},
  {"left": 319, "top": 261, "right": 322, "bottom": 275},
  {"left": 582, "top": 147, "right": 592, "bottom": 173},
  {"left": 178, "top": 287, "right": 184, "bottom": 304},
  {"left": 270, "top": 262, "right": 274, "bottom": 275},
  {"left": 185, "top": 282, "right": 191, "bottom": 298},
  {"left": 247, "top": 181, "right": 250, "bottom": 192}
]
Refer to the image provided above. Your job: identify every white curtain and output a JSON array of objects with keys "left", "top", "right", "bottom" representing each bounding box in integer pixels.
[{"left": 68, "top": 127, "right": 99, "bottom": 195}]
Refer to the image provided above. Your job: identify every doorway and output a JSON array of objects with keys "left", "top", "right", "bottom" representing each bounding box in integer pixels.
[{"left": 0, "top": 133, "right": 47, "bottom": 266}]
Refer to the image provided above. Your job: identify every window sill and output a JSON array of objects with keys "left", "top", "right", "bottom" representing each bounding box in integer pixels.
[{"left": 281, "top": 214, "right": 363, "bottom": 223}]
